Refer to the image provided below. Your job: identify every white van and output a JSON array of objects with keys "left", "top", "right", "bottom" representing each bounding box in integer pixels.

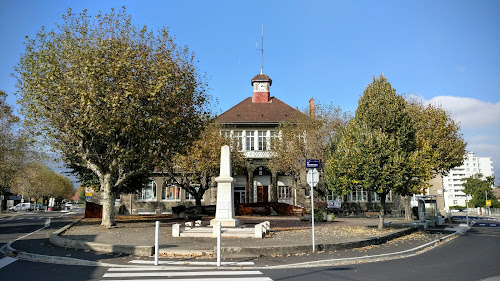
[{"left": 9, "top": 203, "right": 34, "bottom": 212}]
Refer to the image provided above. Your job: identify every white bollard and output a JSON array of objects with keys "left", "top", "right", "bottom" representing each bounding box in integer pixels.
[
  {"left": 217, "top": 222, "right": 221, "bottom": 267},
  {"left": 155, "top": 221, "right": 159, "bottom": 265}
]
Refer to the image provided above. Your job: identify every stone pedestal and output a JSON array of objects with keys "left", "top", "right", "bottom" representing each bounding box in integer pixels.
[{"left": 210, "top": 145, "right": 239, "bottom": 227}]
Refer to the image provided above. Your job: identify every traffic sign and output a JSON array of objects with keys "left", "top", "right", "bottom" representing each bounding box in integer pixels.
[
  {"left": 306, "top": 159, "right": 319, "bottom": 168},
  {"left": 307, "top": 168, "right": 319, "bottom": 187},
  {"left": 85, "top": 196, "right": 92, "bottom": 202},
  {"left": 486, "top": 200, "right": 492, "bottom": 207}
]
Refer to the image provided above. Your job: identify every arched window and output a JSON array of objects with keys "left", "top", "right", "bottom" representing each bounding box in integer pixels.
[{"left": 139, "top": 181, "right": 157, "bottom": 201}]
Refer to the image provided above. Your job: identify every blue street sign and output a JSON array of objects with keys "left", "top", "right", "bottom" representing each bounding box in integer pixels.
[
  {"left": 306, "top": 159, "right": 319, "bottom": 168},
  {"left": 85, "top": 196, "right": 92, "bottom": 202}
]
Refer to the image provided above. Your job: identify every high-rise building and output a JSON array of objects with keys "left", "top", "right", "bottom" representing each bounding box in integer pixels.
[{"left": 442, "top": 152, "right": 494, "bottom": 209}]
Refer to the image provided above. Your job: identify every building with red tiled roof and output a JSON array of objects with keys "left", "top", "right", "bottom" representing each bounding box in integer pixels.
[{"left": 216, "top": 72, "right": 305, "bottom": 205}]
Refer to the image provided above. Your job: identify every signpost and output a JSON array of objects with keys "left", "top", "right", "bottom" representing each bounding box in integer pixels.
[{"left": 306, "top": 159, "right": 319, "bottom": 253}]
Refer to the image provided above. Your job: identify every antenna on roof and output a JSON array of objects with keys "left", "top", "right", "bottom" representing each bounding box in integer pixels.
[{"left": 256, "top": 24, "right": 264, "bottom": 74}]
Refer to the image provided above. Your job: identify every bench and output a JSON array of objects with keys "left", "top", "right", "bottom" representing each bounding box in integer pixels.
[{"left": 364, "top": 211, "right": 379, "bottom": 218}]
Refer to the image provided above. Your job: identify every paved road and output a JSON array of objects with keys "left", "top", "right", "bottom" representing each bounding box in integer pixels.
[{"left": 261, "top": 219, "right": 500, "bottom": 281}]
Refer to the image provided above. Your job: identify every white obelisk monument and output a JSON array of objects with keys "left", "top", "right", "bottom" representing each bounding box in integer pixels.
[{"left": 210, "top": 145, "right": 239, "bottom": 227}]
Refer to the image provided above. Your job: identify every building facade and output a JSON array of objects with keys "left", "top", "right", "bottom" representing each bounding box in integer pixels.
[
  {"left": 217, "top": 72, "right": 309, "bottom": 206},
  {"left": 442, "top": 151, "right": 494, "bottom": 209}
]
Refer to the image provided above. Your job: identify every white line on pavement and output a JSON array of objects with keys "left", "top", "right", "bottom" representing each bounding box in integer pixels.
[
  {"left": 101, "top": 277, "right": 273, "bottom": 281},
  {"left": 0, "top": 257, "right": 18, "bottom": 269},
  {"left": 128, "top": 260, "right": 255, "bottom": 266},
  {"left": 103, "top": 270, "right": 264, "bottom": 278}
]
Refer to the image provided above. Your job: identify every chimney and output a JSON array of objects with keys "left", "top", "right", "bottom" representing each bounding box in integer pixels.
[{"left": 309, "top": 97, "right": 315, "bottom": 118}]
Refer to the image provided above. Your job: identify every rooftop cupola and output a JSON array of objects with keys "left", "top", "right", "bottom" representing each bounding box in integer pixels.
[{"left": 251, "top": 73, "right": 272, "bottom": 103}]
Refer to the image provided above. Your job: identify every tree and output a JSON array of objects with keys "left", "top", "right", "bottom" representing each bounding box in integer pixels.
[
  {"left": 48, "top": 172, "right": 75, "bottom": 201},
  {"left": 167, "top": 121, "right": 245, "bottom": 209},
  {"left": 10, "top": 162, "right": 74, "bottom": 205},
  {"left": 268, "top": 102, "right": 349, "bottom": 197},
  {"left": 463, "top": 174, "right": 499, "bottom": 209},
  {"left": 11, "top": 162, "right": 50, "bottom": 205},
  {"left": 325, "top": 75, "right": 418, "bottom": 229},
  {"left": 15, "top": 8, "right": 210, "bottom": 227},
  {"left": 76, "top": 185, "right": 86, "bottom": 202},
  {"left": 0, "top": 90, "right": 32, "bottom": 211},
  {"left": 401, "top": 98, "right": 466, "bottom": 220}
]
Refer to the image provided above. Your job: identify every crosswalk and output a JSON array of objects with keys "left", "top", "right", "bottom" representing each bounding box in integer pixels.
[
  {"left": 0, "top": 216, "right": 52, "bottom": 222},
  {"left": 100, "top": 267, "right": 273, "bottom": 281}
]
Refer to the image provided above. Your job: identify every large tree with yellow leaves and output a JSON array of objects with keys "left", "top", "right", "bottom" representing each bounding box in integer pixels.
[{"left": 15, "top": 8, "right": 210, "bottom": 227}]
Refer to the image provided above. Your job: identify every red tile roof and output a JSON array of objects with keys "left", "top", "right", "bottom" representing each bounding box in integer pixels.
[{"left": 217, "top": 97, "right": 301, "bottom": 124}]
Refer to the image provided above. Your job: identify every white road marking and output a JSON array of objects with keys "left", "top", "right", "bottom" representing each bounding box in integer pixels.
[
  {"left": 0, "top": 257, "right": 17, "bottom": 269},
  {"left": 129, "top": 260, "right": 254, "bottom": 266},
  {"left": 103, "top": 270, "right": 264, "bottom": 277},
  {"left": 101, "top": 277, "right": 273, "bottom": 281}
]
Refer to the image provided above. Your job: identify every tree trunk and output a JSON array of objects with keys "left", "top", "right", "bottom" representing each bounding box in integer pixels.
[
  {"left": 378, "top": 193, "right": 386, "bottom": 230},
  {"left": 404, "top": 195, "right": 412, "bottom": 221},
  {"left": 101, "top": 173, "right": 116, "bottom": 228}
]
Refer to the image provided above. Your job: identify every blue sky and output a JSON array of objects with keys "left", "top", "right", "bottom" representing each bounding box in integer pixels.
[{"left": 1, "top": 0, "right": 499, "bottom": 185}]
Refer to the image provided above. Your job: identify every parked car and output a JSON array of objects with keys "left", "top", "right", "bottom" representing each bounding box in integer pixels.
[
  {"left": 64, "top": 202, "right": 77, "bottom": 210},
  {"left": 9, "top": 203, "right": 34, "bottom": 212}
]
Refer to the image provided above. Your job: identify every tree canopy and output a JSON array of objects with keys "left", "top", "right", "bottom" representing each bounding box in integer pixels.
[
  {"left": 15, "top": 7, "right": 211, "bottom": 226},
  {"left": 268, "top": 102, "right": 349, "bottom": 196},
  {"left": 325, "top": 75, "right": 418, "bottom": 229},
  {"left": 10, "top": 162, "right": 74, "bottom": 204},
  {"left": 463, "top": 174, "right": 499, "bottom": 208},
  {"left": 0, "top": 90, "right": 33, "bottom": 211}
]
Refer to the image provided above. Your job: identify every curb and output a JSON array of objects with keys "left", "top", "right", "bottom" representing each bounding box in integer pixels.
[
  {"left": 221, "top": 226, "right": 420, "bottom": 258},
  {"left": 263, "top": 228, "right": 464, "bottom": 269},
  {"left": 49, "top": 219, "right": 154, "bottom": 256}
]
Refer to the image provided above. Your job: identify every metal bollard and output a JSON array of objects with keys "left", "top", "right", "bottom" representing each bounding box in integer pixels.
[
  {"left": 217, "top": 222, "right": 221, "bottom": 267},
  {"left": 155, "top": 221, "right": 159, "bottom": 265}
]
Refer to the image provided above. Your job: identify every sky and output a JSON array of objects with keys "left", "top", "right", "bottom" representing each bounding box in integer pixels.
[{"left": 1, "top": 0, "right": 499, "bottom": 185}]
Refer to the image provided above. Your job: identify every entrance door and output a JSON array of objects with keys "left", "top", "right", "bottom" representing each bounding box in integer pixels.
[
  {"left": 234, "top": 187, "right": 246, "bottom": 204},
  {"left": 257, "top": 186, "right": 268, "bottom": 202}
]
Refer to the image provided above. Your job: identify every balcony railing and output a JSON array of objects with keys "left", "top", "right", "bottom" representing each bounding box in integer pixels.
[{"left": 243, "top": 150, "right": 275, "bottom": 159}]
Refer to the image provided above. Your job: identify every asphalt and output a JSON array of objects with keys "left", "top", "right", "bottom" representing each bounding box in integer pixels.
[{"left": 0, "top": 211, "right": 477, "bottom": 268}]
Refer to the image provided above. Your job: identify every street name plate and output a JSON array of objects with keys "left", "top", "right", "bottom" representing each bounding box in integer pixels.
[{"left": 306, "top": 159, "right": 319, "bottom": 168}]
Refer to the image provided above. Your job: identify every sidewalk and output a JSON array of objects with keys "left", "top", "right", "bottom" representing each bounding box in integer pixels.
[{"left": 52, "top": 215, "right": 454, "bottom": 259}]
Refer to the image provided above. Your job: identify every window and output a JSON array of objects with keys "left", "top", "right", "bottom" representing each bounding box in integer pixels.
[
  {"left": 371, "top": 191, "right": 393, "bottom": 202},
  {"left": 221, "top": 130, "right": 231, "bottom": 138},
  {"left": 453, "top": 200, "right": 458, "bottom": 205},
  {"left": 139, "top": 181, "right": 157, "bottom": 200},
  {"left": 162, "top": 185, "right": 180, "bottom": 201},
  {"left": 278, "top": 185, "right": 291, "bottom": 199},
  {"left": 349, "top": 189, "right": 367, "bottom": 202},
  {"left": 234, "top": 131, "right": 243, "bottom": 150},
  {"left": 245, "top": 131, "right": 254, "bottom": 151},
  {"left": 258, "top": 131, "right": 267, "bottom": 151}
]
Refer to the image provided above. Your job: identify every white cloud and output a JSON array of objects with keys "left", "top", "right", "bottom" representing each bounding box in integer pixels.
[{"left": 427, "top": 96, "right": 500, "bottom": 130}]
